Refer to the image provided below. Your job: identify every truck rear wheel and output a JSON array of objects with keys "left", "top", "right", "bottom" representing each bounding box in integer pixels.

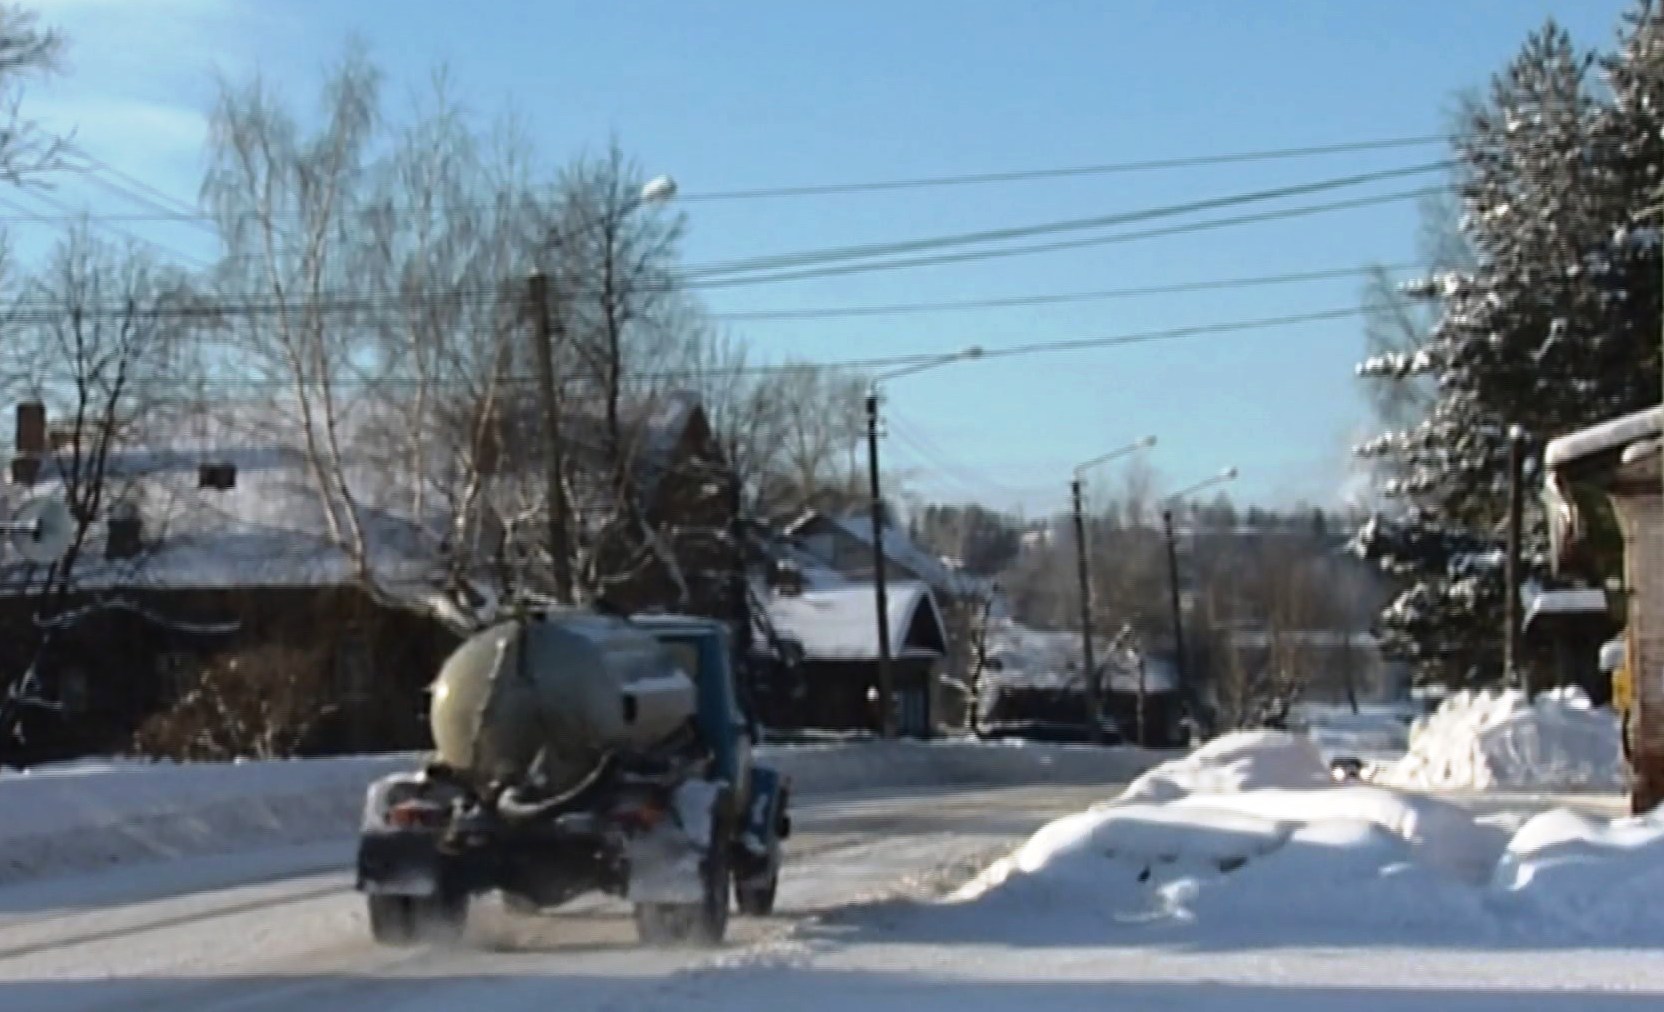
[
  {"left": 633, "top": 836, "right": 732, "bottom": 946},
  {"left": 367, "top": 891, "right": 469, "bottom": 947},
  {"left": 735, "top": 870, "right": 778, "bottom": 916}
]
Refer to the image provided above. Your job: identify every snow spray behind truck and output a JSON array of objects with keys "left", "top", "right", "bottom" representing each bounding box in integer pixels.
[{"left": 354, "top": 610, "right": 790, "bottom": 946}]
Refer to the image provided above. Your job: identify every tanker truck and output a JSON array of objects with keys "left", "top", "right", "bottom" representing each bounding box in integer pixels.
[{"left": 354, "top": 610, "right": 791, "bottom": 947}]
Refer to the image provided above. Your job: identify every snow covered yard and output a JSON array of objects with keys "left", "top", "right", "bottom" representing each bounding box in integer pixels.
[{"left": 644, "top": 732, "right": 1664, "bottom": 1012}]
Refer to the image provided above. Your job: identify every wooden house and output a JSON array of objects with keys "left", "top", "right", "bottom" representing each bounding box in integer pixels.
[
  {"left": 761, "top": 580, "right": 947, "bottom": 737},
  {"left": 0, "top": 391, "right": 737, "bottom": 765},
  {"left": 1544, "top": 405, "right": 1661, "bottom": 812}
]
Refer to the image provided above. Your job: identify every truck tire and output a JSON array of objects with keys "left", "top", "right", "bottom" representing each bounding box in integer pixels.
[
  {"left": 367, "top": 891, "right": 468, "bottom": 947},
  {"left": 367, "top": 895, "right": 417, "bottom": 947},
  {"left": 633, "top": 816, "right": 734, "bottom": 947},
  {"left": 735, "top": 869, "right": 778, "bottom": 916}
]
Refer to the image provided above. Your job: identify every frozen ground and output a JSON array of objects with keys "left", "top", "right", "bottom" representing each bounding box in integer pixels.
[
  {"left": 0, "top": 741, "right": 1154, "bottom": 888},
  {"left": 1, "top": 735, "right": 1652, "bottom": 1010},
  {"left": 0, "top": 780, "right": 1130, "bottom": 1012}
]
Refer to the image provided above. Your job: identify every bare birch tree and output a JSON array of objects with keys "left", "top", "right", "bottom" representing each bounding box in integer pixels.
[{"left": 0, "top": 228, "right": 195, "bottom": 742}]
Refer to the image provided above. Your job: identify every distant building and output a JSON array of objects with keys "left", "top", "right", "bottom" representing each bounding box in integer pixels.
[{"left": 760, "top": 581, "right": 947, "bottom": 737}]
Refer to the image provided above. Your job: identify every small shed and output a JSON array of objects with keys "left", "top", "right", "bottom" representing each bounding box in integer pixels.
[
  {"left": 1520, "top": 586, "right": 1618, "bottom": 707},
  {"left": 763, "top": 581, "right": 947, "bottom": 736},
  {"left": 1544, "top": 405, "right": 1661, "bottom": 813}
]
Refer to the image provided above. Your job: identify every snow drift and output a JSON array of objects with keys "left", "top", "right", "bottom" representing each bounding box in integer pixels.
[
  {"left": 953, "top": 730, "right": 1650, "bottom": 944},
  {"left": 1376, "top": 686, "right": 1624, "bottom": 791},
  {"left": 0, "top": 740, "right": 1157, "bottom": 889}
]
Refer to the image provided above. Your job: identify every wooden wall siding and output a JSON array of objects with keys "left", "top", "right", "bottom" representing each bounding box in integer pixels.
[{"left": 1617, "top": 490, "right": 1664, "bottom": 811}]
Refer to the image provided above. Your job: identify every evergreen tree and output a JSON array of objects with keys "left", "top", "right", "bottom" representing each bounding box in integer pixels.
[{"left": 1355, "top": 6, "right": 1664, "bottom": 688}]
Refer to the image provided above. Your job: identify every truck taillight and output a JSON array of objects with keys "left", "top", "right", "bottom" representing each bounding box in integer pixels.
[
  {"left": 610, "top": 800, "right": 666, "bottom": 830},
  {"left": 388, "top": 800, "right": 446, "bottom": 829}
]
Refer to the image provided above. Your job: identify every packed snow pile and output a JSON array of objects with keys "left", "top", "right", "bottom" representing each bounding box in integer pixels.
[
  {"left": 981, "top": 618, "right": 1176, "bottom": 695},
  {"left": 1376, "top": 686, "right": 1625, "bottom": 791},
  {"left": 950, "top": 730, "right": 1653, "bottom": 944},
  {"left": 1115, "top": 730, "right": 1335, "bottom": 804}
]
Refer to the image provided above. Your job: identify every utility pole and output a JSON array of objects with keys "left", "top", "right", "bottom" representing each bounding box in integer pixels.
[
  {"left": 527, "top": 271, "right": 573, "bottom": 603},
  {"left": 866, "top": 391, "right": 896, "bottom": 739},
  {"left": 1163, "top": 507, "right": 1188, "bottom": 714},
  {"left": 1070, "top": 478, "right": 1103, "bottom": 743},
  {"left": 1504, "top": 425, "right": 1526, "bottom": 693}
]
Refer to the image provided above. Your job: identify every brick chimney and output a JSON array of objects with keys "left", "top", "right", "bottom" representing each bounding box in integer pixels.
[{"left": 10, "top": 401, "right": 44, "bottom": 486}]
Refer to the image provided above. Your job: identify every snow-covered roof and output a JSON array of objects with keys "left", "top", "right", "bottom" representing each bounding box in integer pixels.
[
  {"left": 1, "top": 400, "right": 440, "bottom": 593},
  {"left": 764, "top": 581, "right": 944, "bottom": 662},
  {"left": 1545, "top": 405, "right": 1663, "bottom": 468},
  {"left": 982, "top": 619, "right": 1177, "bottom": 694},
  {"left": 0, "top": 389, "right": 710, "bottom": 596},
  {"left": 1522, "top": 586, "right": 1608, "bottom": 628},
  {"left": 1223, "top": 629, "right": 1380, "bottom": 650},
  {"left": 783, "top": 509, "right": 992, "bottom": 598}
]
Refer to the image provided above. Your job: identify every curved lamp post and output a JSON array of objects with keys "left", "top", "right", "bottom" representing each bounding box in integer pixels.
[
  {"left": 867, "top": 346, "right": 984, "bottom": 738},
  {"left": 529, "top": 174, "right": 678, "bottom": 601},
  {"left": 1162, "top": 467, "right": 1239, "bottom": 735},
  {"left": 1070, "top": 435, "right": 1157, "bottom": 743}
]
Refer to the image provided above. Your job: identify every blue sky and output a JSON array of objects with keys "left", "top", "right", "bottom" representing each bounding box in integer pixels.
[{"left": 19, "top": 0, "right": 1637, "bottom": 516}]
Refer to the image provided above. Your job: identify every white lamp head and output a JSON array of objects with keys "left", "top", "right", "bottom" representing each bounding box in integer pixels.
[{"left": 640, "top": 174, "right": 679, "bottom": 204}]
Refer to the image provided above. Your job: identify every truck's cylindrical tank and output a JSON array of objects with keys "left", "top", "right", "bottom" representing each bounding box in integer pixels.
[{"left": 428, "top": 612, "right": 697, "bottom": 792}]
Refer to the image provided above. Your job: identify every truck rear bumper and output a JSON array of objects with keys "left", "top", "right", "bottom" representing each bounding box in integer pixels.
[{"left": 357, "top": 831, "right": 444, "bottom": 897}]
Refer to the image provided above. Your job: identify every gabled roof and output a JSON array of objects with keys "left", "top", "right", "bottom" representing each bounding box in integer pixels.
[
  {"left": 0, "top": 389, "right": 714, "bottom": 595},
  {"left": 783, "top": 509, "right": 991, "bottom": 598},
  {"left": 764, "top": 581, "right": 945, "bottom": 662}
]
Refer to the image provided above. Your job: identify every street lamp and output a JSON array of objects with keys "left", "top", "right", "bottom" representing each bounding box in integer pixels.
[
  {"left": 1070, "top": 435, "right": 1157, "bottom": 743},
  {"left": 1161, "top": 466, "right": 1238, "bottom": 733},
  {"left": 1504, "top": 424, "right": 1528, "bottom": 693},
  {"left": 867, "top": 346, "right": 984, "bottom": 739},
  {"left": 529, "top": 173, "right": 679, "bottom": 602}
]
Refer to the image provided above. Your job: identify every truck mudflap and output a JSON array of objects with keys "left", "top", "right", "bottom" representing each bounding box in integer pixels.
[
  {"left": 742, "top": 766, "right": 789, "bottom": 855},
  {"left": 357, "top": 830, "right": 444, "bottom": 897}
]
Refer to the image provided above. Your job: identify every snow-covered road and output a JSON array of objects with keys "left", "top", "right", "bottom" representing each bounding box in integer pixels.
[{"left": 0, "top": 781, "right": 1124, "bottom": 1012}]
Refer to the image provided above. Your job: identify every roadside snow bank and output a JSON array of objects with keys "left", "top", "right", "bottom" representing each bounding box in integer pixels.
[
  {"left": 952, "top": 730, "right": 1649, "bottom": 943},
  {"left": 1489, "top": 806, "right": 1664, "bottom": 939},
  {"left": 1116, "top": 730, "right": 1333, "bottom": 804},
  {"left": 0, "top": 740, "right": 1157, "bottom": 888},
  {"left": 1377, "top": 686, "right": 1624, "bottom": 791}
]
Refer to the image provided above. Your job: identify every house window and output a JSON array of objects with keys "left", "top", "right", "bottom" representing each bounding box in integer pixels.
[
  {"left": 106, "top": 502, "right": 143, "bottom": 560},
  {"left": 198, "top": 462, "right": 237, "bottom": 490}
]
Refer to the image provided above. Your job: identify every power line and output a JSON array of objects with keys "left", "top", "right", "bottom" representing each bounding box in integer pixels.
[
  {"left": 885, "top": 412, "right": 1064, "bottom": 500},
  {"left": 684, "top": 161, "right": 1449, "bottom": 278},
  {"left": 709, "top": 263, "right": 1423, "bottom": 321},
  {"left": 686, "top": 187, "right": 1441, "bottom": 289},
  {"left": 0, "top": 187, "right": 214, "bottom": 271},
  {"left": 675, "top": 135, "right": 1448, "bottom": 202},
  {"left": 60, "top": 305, "right": 1369, "bottom": 392},
  {"left": 0, "top": 135, "right": 1453, "bottom": 230}
]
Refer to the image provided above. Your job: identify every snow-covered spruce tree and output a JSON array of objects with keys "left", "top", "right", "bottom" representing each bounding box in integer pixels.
[{"left": 1355, "top": 9, "right": 1664, "bottom": 690}]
